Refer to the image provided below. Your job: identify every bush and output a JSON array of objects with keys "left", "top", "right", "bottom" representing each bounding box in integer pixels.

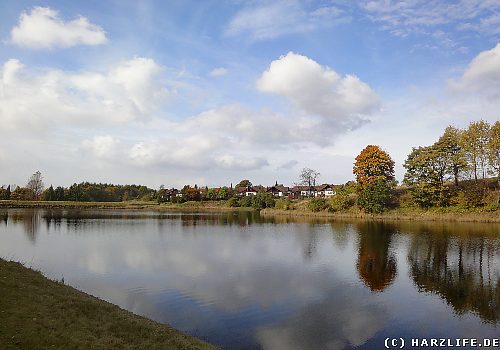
[
  {"left": 170, "top": 196, "right": 185, "bottom": 204},
  {"left": 251, "top": 192, "right": 275, "bottom": 209},
  {"left": 10, "top": 187, "right": 33, "bottom": 201},
  {"left": 329, "top": 187, "right": 355, "bottom": 211},
  {"left": 275, "top": 198, "right": 292, "bottom": 210},
  {"left": 395, "top": 189, "right": 413, "bottom": 208},
  {"left": 240, "top": 196, "right": 253, "bottom": 207},
  {"left": 233, "top": 193, "right": 275, "bottom": 209},
  {"left": 484, "top": 203, "right": 500, "bottom": 212},
  {"left": 483, "top": 190, "right": 500, "bottom": 206},
  {"left": 227, "top": 196, "right": 240, "bottom": 207},
  {"left": 455, "top": 182, "right": 487, "bottom": 208},
  {"left": 357, "top": 180, "right": 392, "bottom": 213},
  {"left": 308, "top": 198, "right": 330, "bottom": 212},
  {"left": 140, "top": 193, "right": 154, "bottom": 201},
  {"left": 408, "top": 182, "right": 453, "bottom": 208}
]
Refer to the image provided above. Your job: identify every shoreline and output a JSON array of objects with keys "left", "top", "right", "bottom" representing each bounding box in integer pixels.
[
  {"left": 0, "top": 200, "right": 253, "bottom": 212},
  {"left": 0, "top": 258, "right": 217, "bottom": 350},
  {"left": 1, "top": 200, "right": 499, "bottom": 223}
]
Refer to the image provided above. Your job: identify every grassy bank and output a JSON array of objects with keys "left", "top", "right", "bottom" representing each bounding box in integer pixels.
[
  {"left": 0, "top": 259, "right": 216, "bottom": 350},
  {"left": 261, "top": 206, "right": 500, "bottom": 223}
]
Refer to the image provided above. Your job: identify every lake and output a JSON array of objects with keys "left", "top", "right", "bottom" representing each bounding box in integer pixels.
[{"left": 0, "top": 208, "right": 499, "bottom": 349}]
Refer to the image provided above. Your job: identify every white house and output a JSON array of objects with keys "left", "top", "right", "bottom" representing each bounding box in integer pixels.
[{"left": 314, "top": 184, "right": 337, "bottom": 197}]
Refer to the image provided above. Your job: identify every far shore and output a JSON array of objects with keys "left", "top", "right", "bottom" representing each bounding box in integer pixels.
[
  {"left": 0, "top": 200, "right": 252, "bottom": 211},
  {"left": 1, "top": 199, "right": 499, "bottom": 223}
]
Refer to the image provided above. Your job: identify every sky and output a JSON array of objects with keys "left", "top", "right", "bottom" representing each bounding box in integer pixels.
[{"left": 0, "top": 0, "right": 499, "bottom": 189}]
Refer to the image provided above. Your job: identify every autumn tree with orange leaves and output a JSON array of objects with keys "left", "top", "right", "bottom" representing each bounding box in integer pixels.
[{"left": 353, "top": 145, "right": 395, "bottom": 213}]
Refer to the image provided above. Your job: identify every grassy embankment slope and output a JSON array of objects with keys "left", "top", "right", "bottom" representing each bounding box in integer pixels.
[
  {"left": 0, "top": 259, "right": 217, "bottom": 350},
  {"left": 261, "top": 202, "right": 500, "bottom": 223}
]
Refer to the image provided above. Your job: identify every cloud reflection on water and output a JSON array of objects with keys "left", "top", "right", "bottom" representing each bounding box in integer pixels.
[{"left": 0, "top": 209, "right": 499, "bottom": 349}]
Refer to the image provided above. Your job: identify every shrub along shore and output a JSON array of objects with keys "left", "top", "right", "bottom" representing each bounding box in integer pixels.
[{"left": 0, "top": 259, "right": 216, "bottom": 350}]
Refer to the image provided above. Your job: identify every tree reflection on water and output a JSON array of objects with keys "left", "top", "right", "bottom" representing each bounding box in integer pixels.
[
  {"left": 408, "top": 229, "right": 500, "bottom": 323},
  {"left": 355, "top": 221, "right": 397, "bottom": 292},
  {"left": 4, "top": 209, "right": 41, "bottom": 242}
]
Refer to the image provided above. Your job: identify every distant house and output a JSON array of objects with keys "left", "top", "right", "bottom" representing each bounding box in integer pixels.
[
  {"left": 158, "top": 188, "right": 179, "bottom": 201},
  {"left": 199, "top": 186, "right": 208, "bottom": 198},
  {"left": 238, "top": 186, "right": 259, "bottom": 196},
  {"left": 314, "top": 184, "right": 337, "bottom": 197},
  {"left": 266, "top": 183, "right": 290, "bottom": 197},
  {"left": 291, "top": 185, "right": 316, "bottom": 197}
]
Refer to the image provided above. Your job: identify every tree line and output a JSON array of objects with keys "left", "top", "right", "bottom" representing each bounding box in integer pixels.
[
  {"left": 403, "top": 120, "right": 499, "bottom": 207},
  {"left": 0, "top": 175, "right": 155, "bottom": 202},
  {"left": 1, "top": 119, "right": 498, "bottom": 212},
  {"left": 347, "top": 119, "right": 500, "bottom": 213}
]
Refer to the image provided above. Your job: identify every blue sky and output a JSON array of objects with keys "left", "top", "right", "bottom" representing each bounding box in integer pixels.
[{"left": 1, "top": 0, "right": 499, "bottom": 188}]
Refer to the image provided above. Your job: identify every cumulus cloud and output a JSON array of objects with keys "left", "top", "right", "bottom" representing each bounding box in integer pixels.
[
  {"left": 0, "top": 57, "right": 168, "bottom": 130},
  {"left": 0, "top": 53, "right": 381, "bottom": 185},
  {"left": 10, "top": 6, "right": 107, "bottom": 49},
  {"left": 257, "top": 52, "right": 379, "bottom": 126},
  {"left": 77, "top": 102, "right": 341, "bottom": 173},
  {"left": 226, "top": 0, "right": 349, "bottom": 40},
  {"left": 209, "top": 67, "right": 227, "bottom": 77},
  {"left": 449, "top": 43, "right": 500, "bottom": 97}
]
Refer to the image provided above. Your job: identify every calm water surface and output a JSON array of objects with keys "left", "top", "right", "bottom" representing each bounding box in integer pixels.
[{"left": 0, "top": 209, "right": 499, "bottom": 349}]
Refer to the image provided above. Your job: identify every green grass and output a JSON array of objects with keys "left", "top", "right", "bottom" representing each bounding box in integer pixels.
[{"left": 0, "top": 259, "right": 217, "bottom": 350}]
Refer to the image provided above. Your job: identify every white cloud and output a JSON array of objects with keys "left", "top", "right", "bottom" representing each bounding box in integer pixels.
[
  {"left": 0, "top": 52, "right": 448, "bottom": 188},
  {"left": 79, "top": 100, "right": 352, "bottom": 173},
  {"left": 128, "top": 136, "right": 219, "bottom": 169},
  {"left": 226, "top": 0, "right": 349, "bottom": 40},
  {"left": 257, "top": 52, "right": 379, "bottom": 125},
  {"left": 124, "top": 133, "right": 269, "bottom": 172},
  {"left": 216, "top": 155, "right": 269, "bottom": 170},
  {"left": 0, "top": 57, "right": 168, "bottom": 130},
  {"left": 10, "top": 6, "right": 107, "bottom": 49},
  {"left": 209, "top": 67, "right": 227, "bottom": 77},
  {"left": 74, "top": 50, "right": 384, "bottom": 175},
  {"left": 183, "top": 104, "right": 344, "bottom": 147},
  {"left": 449, "top": 43, "right": 500, "bottom": 97},
  {"left": 82, "top": 136, "right": 120, "bottom": 159}
]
